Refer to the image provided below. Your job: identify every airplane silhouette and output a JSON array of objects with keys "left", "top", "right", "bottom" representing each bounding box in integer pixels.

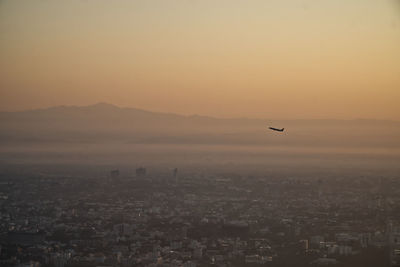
[{"left": 269, "top": 127, "right": 284, "bottom": 132}]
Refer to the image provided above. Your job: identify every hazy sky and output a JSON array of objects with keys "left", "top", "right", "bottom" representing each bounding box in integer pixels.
[{"left": 1, "top": 0, "right": 399, "bottom": 119}]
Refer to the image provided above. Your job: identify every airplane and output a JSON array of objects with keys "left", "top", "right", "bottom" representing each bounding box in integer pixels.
[{"left": 269, "top": 127, "right": 284, "bottom": 132}]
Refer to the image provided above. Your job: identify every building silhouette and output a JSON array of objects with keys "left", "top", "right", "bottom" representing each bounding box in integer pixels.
[
  {"left": 136, "top": 167, "right": 146, "bottom": 177},
  {"left": 110, "top": 169, "right": 120, "bottom": 178}
]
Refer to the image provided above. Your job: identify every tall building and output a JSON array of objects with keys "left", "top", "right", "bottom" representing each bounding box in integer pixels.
[
  {"left": 389, "top": 222, "right": 400, "bottom": 266},
  {"left": 173, "top": 168, "right": 178, "bottom": 179},
  {"left": 299, "top": 239, "right": 309, "bottom": 252},
  {"left": 136, "top": 167, "right": 146, "bottom": 177},
  {"left": 110, "top": 169, "right": 120, "bottom": 178}
]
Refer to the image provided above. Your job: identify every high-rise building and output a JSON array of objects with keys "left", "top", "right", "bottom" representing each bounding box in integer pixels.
[
  {"left": 136, "top": 167, "right": 146, "bottom": 177},
  {"left": 110, "top": 169, "right": 120, "bottom": 178},
  {"left": 299, "top": 239, "right": 309, "bottom": 252}
]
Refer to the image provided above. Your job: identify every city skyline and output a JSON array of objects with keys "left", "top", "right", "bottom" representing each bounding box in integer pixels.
[{"left": 1, "top": 2, "right": 400, "bottom": 266}]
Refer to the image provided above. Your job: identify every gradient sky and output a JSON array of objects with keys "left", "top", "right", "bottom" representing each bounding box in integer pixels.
[{"left": 1, "top": 0, "right": 399, "bottom": 119}]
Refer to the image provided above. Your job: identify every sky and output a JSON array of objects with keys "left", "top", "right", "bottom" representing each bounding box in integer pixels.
[{"left": 1, "top": 0, "right": 399, "bottom": 119}]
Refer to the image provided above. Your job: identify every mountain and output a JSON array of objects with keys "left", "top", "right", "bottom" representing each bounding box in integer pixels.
[{"left": 1, "top": 103, "right": 400, "bottom": 148}]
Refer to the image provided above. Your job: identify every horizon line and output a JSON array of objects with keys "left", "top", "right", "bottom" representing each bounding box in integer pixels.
[{"left": 1, "top": 102, "right": 399, "bottom": 122}]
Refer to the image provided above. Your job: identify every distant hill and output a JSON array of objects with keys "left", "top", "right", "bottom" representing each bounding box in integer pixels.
[{"left": 1, "top": 103, "right": 400, "bottom": 148}]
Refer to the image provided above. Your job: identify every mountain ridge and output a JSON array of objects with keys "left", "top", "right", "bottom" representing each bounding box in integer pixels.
[
  {"left": 1, "top": 103, "right": 400, "bottom": 147},
  {"left": 2, "top": 102, "right": 399, "bottom": 123}
]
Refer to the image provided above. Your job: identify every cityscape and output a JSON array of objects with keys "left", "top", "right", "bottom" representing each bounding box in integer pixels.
[
  {"left": 1, "top": 1, "right": 400, "bottom": 266},
  {"left": 1, "top": 165, "right": 400, "bottom": 266}
]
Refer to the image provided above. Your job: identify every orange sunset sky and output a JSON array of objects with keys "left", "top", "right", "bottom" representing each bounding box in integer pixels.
[{"left": 1, "top": 0, "right": 399, "bottom": 119}]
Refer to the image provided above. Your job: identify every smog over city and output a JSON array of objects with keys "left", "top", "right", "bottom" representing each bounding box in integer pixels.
[{"left": 1, "top": 1, "right": 400, "bottom": 267}]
